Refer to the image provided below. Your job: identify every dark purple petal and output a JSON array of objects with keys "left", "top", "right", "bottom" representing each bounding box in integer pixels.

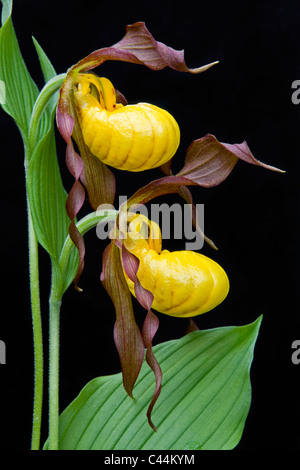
[
  {"left": 55, "top": 99, "right": 74, "bottom": 142},
  {"left": 57, "top": 74, "right": 116, "bottom": 211},
  {"left": 124, "top": 133, "right": 284, "bottom": 214},
  {"left": 160, "top": 165, "right": 217, "bottom": 250},
  {"left": 121, "top": 243, "right": 140, "bottom": 283},
  {"left": 121, "top": 243, "right": 161, "bottom": 431},
  {"left": 72, "top": 22, "right": 217, "bottom": 74},
  {"left": 177, "top": 134, "right": 284, "bottom": 187},
  {"left": 101, "top": 241, "right": 145, "bottom": 397},
  {"left": 134, "top": 280, "right": 154, "bottom": 312},
  {"left": 56, "top": 78, "right": 116, "bottom": 288},
  {"left": 142, "top": 310, "right": 162, "bottom": 432},
  {"left": 70, "top": 100, "right": 116, "bottom": 210},
  {"left": 126, "top": 175, "right": 194, "bottom": 209},
  {"left": 56, "top": 100, "right": 86, "bottom": 290},
  {"left": 115, "top": 89, "right": 128, "bottom": 106},
  {"left": 67, "top": 219, "right": 86, "bottom": 292},
  {"left": 186, "top": 319, "right": 200, "bottom": 334},
  {"left": 121, "top": 244, "right": 154, "bottom": 310},
  {"left": 177, "top": 185, "right": 218, "bottom": 249},
  {"left": 222, "top": 141, "right": 283, "bottom": 169}
]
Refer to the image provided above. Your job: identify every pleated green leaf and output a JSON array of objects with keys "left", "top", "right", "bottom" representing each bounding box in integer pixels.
[
  {"left": 53, "top": 316, "right": 262, "bottom": 450},
  {"left": 32, "top": 37, "right": 57, "bottom": 84},
  {"left": 30, "top": 37, "right": 59, "bottom": 145}
]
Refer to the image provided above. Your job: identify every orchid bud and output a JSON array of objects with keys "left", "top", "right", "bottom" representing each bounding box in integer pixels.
[
  {"left": 123, "top": 214, "right": 229, "bottom": 318},
  {"left": 74, "top": 74, "right": 180, "bottom": 171}
]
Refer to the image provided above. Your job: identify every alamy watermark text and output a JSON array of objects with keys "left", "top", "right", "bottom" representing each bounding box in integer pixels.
[{"left": 96, "top": 196, "right": 205, "bottom": 251}]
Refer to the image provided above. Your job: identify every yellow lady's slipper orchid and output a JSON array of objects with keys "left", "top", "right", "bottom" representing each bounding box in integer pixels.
[
  {"left": 123, "top": 214, "right": 229, "bottom": 318},
  {"left": 74, "top": 74, "right": 180, "bottom": 171}
]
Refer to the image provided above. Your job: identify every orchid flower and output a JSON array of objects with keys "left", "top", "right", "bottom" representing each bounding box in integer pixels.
[
  {"left": 122, "top": 213, "right": 229, "bottom": 318},
  {"left": 55, "top": 22, "right": 283, "bottom": 430},
  {"left": 106, "top": 210, "right": 229, "bottom": 430},
  {"left": 73, "top": 74, "right": 180, "bottom": 171}
]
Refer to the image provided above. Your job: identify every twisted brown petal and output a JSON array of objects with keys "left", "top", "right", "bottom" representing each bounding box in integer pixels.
[
  {"left": 69, "top": 95, "right": 116, "bottom": 211},
  {"left": 101, "top": 241, "right": 145, "bottom": 397},
  {"left": 56, "top": 76, "right": 116, "bottom": 288},
  {"left": 142, "top": 310, "right": 162, "bottom": 432},
  {"left": 186, "top": 318, "right": 200, "bottom": 334},
  {"left": 73, "top": 22, "right": 217, "bottom": 74},
  {"left": 56, "top": 101, "right": 86, "bottom": 290},
  {"left": 121, "top": 244, "right": 161, "bottom": 432},
  {"left": 177, "top": 134, "right": 284, "bottom": 187},
  {"left": 160, "top": 163, "right": 218, "bottom": 250},
  {"left": 124, "top": 134, "right": 284, "bottom": 212}
]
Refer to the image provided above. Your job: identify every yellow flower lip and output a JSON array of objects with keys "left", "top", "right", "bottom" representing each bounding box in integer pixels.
[
  {"left": 73, "top": 74, "right": 180, "bottom": 172},
  {"left": 122, "top": 214, "right": 229, "bottom": 318}
]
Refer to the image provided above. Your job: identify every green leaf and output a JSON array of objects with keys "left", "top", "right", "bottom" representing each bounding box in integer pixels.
[
  {"left": 25, "top": 73, "right": 68, "bottom": 276},
  {"left": 51, "top": 316, "right": 262, "bottom": 450},
  {"left": 0, "top": 0, "right": 69, "bottom": 268},
  {"left": 26, "top": 106, "right": 69, "bottom": 262},
  {"left": 30, "top": 37, "right": 59, "bottom": 142},
  {"left": 1, "top": 0, "right": 10, "bottom": 23},
  {"left": 0, "top": 0, "right": 39, "bottom": 148},
  {"left": 32, "top": 37, "right": 57, "bottom": 83}
]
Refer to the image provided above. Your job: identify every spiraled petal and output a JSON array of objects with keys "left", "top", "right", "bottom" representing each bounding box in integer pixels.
[
  {"left": 101, "top": 241, "right": 145, "bottom": 397},
  {"left": 56, "top": 101, "right": 86, "bottom": 290},
  {"left": 121, "top": 243, "right": 161, "bottom": 431}
]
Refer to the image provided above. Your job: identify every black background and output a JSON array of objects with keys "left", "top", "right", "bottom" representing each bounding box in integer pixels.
[{"left": 0, "top": 0, "right": 300, "bottom": 451}]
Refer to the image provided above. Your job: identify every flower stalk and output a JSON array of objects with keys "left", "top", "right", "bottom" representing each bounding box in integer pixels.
[
  {"left": 26, "top": 193, "right": 43, "bottom": 450},
  {"left": 48, "top": 268, "right": 63, "bottom": 450}
]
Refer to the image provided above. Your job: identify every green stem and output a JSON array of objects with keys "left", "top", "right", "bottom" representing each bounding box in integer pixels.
[
  {"left": 27, "top": 198, "right": 43, "bottom": 450},
  {"left": 25, "top": 156, "right": 43, "bottom": 450},
  {"left": 25, "top": 73, "right": 66, "bottom": 450},
  {"left": 46, "top": 210, "right": 118, "bottom": 450},
  {"left": 48, "top": 268, "right": 62, "bottom": 450}
]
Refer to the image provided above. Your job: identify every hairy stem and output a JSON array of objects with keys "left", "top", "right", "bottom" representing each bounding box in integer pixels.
[
  {"left": 27, "top": 198, "right": 43, "bottom": 450},
  {"left": 48, "top": 268, "right": 62, "bottom": 450}
]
